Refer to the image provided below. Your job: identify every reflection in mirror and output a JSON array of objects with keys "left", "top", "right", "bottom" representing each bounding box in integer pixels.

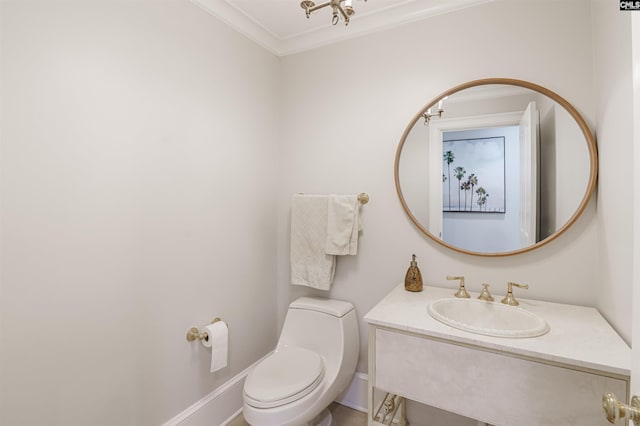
[{"left": 396, "top": 79, "right": 597, "bottom": 256}]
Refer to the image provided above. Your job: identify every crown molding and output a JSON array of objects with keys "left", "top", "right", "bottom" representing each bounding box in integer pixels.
[
  {"left": 190, "top": 0, "right": 282, "bottom": 55},
  {"left": 190, "top": 0, "right": 494, "bottom": 57}
]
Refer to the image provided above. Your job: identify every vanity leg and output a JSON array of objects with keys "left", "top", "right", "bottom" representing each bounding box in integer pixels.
[
  {"left": 399, "top": 397, "right": 407, "bottom": 425},
  {"left": 368, "top": 324, "right": 409, "bottom": 426},
  {"left": 368, "top": 325, "right": 376, "bottom": 426}
]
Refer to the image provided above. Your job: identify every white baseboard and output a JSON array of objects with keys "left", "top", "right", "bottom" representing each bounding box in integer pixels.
[
  {"left": 335, "top": 372, "right": 368, "bottom": 413},
  {"left": 163, "top": 357, "right": 368, "bottom": 426},
  {"left": 162, "top": 353, "right": 273, "bottom": 426}
]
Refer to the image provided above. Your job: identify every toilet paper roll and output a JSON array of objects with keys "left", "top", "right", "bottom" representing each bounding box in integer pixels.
[
  {"left": 201, "top": 321, "right": 228, "bottom": 372},
  {"left": 200, "top": 326, "right": 213, "bottom": 348}
]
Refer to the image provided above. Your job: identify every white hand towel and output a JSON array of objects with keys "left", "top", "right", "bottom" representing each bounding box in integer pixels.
[
  {"left": 290, "top": 194, "right": 335, "bottom": 290},
  {"left": 325, "top": 195, "right": 361, "bottom": 256}
]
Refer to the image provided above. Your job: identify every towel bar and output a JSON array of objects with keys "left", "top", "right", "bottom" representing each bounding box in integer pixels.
[
  {"left": 357, "top": 193, "right": 369, "bottom": 205},
  {"left": 295, "top": 192, "right": 369, "bottom": 204}
]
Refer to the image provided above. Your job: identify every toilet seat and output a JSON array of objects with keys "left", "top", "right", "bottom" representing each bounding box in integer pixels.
[{"left": 244, "top": 346, "right": 325, "bottom": 409}]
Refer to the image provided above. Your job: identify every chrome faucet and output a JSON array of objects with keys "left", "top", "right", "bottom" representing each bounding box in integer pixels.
[
  {"left": 501, "top": 282, "right": 529, "bottom": 306},
  {"left": 446, "top": 275, "right": 470, "bottom": 298}
]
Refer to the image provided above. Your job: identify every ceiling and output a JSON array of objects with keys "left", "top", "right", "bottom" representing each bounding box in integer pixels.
[{"left": 190, "top": 0, "right": 494, "bottom": 56}]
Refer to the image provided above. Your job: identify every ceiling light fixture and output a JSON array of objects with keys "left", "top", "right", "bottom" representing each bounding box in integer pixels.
[{"left": 300, "top": 0, "right": 366, "bottom": 26}]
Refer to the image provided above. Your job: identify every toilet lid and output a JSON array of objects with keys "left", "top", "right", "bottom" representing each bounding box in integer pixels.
[{"left": 244, "top": 346, "right": 325, "bottom": 409}]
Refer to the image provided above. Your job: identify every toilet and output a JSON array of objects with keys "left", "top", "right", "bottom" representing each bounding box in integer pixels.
[{"left": 242, "top": 297, "right": 359, "bottom": 426}]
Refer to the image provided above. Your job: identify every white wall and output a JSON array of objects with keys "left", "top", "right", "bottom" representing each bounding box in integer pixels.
[
  {"left": 631, "top": 10, "right": 640, "bottom": 401},
  {"left": 2, "top": 0, "right": 634, "bottom": 425},
  {"left": 591, "top": 0, "right": 635, "bottom": 345},
  {"left": 0, "top": 1, "right": 280, "bottom": 425},
  {"left": 554, "top": 104, "right": 591, "bottom": 230},
  {"left": 399, "top": 121, "right": 430, "bottom": 227},
  {"left": 279, "top": 0, "right": 599, "bottom": 377}
]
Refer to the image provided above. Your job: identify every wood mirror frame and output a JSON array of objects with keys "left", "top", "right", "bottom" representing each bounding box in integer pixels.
[{"left": 394, "top": 78, "right": 598, "bottom": 257}]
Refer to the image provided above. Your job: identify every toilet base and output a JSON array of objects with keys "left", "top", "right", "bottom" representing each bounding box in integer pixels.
[{"left": 308, "top": 408, "right": 333, "bottom": 426}]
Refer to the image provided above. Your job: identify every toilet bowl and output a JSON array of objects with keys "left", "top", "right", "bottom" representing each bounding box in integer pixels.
[{"left": 242, "top": 297, "right": 359, "bottom": 426}]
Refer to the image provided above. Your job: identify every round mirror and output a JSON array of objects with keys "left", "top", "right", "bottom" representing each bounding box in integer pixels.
[{"left": 395, "top": 78, "right": 598, "bottom": 256}]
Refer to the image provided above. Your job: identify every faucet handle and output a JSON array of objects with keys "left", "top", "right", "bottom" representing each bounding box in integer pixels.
[
  {"left": 501, "top": 281, "right": 529, "bottom": 306},
  {"left": 446, "top": 275, "right": 470, "bottom": 298},
  {"left": 477, "top": 283, "right": 494, "bottom": 302},
  {"left": 509, "top": 282, "right": 529, "bottom": 290}
]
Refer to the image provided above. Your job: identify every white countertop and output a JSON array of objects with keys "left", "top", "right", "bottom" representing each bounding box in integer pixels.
[{"left": 364, "top": 284, "right": 631, "bottom": 377}]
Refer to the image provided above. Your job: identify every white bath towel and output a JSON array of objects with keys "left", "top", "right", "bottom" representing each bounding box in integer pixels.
[
  {"left": 290, "top": 194, "right": 335, "bottom": 290},
  {"left": 325, "top": 195, "right": 361, "bottom": 255}
]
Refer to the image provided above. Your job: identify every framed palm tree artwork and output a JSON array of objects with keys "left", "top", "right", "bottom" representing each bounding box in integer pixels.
[{"left": 442, "top": 136, "right": 506, "bottom": 213}]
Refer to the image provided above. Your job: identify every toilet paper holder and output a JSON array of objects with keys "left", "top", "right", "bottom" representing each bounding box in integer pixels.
[{"left": 186, "top": 317, "right": 222, "bottom": 342}]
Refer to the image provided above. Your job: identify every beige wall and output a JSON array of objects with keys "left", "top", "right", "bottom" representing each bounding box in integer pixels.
[
  {"left": 0, "top": 1, "right": 280, "bottom": 425},
  {"left": 278, "top": 0, "right": 600, "bottom": 374},
  {"left": 591, "top": 0, "right": 635, "bottom": 345},
  {"left": 630, "top": 13, "right": 640, "bottom": 398},
  {"left": 1, "top": 0, "right": 636, "bottom": 425}
]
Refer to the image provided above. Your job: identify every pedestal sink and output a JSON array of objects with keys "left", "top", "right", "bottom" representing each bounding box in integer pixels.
[{"left": 427, "top": 298, "right": 549, "bottom": 338}]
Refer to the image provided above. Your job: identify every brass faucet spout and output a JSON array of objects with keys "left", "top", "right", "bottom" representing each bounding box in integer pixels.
[
  {"left": 501, "top": 282, "right": 528, "bottom": 306},
  {"left": 446, "top": 275, "right": 470, "bottom": 298}
]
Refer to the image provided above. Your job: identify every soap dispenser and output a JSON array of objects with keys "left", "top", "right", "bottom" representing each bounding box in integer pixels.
[{"left": 404, "top": 254, "right": 423, "bottom": 292}]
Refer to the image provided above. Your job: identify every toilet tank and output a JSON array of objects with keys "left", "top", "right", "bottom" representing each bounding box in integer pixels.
[
  {"left": 289, "top": 297, "right": 354, "bottom": 317},
  {"left": 278, "top": 297, "right": 358, "bottom": 363}
]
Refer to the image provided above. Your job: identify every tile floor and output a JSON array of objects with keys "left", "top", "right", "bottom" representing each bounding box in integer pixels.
[{"left": 228, "top": 402, "right": 367, "bottom": 426}]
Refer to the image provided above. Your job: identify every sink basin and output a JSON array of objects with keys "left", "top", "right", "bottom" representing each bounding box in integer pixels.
[{"left": 427, "top": 298, "right": 550, "bottom": 338}]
